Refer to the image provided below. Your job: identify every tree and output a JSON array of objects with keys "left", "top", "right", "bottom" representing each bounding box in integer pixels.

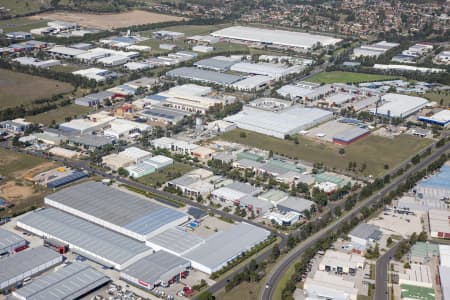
[
  {"left": 239, "top": 131, "right": 247, "bottom": 138},
  {"left": 117, "top": 167, "right": 129, "bottom": 177},
  {"left": 417, "top": 231, "right": 428, "bottom": 242},
  {"left": 197, "top": 291, "right": 215, "bottom": 300},
  {"left": 386, "top": 237, "right": 393, "bottom": 247},
  {"left": 339, "top": 148, "right": 345, "bottom": 155},
  {"left": 271, "top": 244, "right": 281, "bottom": 261},
  {"left": 287, "top": 235, "right": 296, "bottom": 249}
]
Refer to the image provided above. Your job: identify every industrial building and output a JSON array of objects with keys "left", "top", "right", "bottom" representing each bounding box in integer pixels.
[
  {"left": 428, "top": 209, "right": 450, "bottom": 239},
  {"left": 418, "top": 110, "right": 450, "bottom": 127},
  {"left": 194, "top": 56, "right": 240, "bottom": 71},
  {"left": 318, "top": 250, "right": 365, "bottom": 274},
  {"left": 352, "top": 41, "right": 399, "bottom": 58},
  {"left": 12, "top": 263, "right": 110, "bottom": 300},
  {"left": 415, "top": 164, "right": 450, "bottom": 201},
  {"left": 102, "top": 146, "right": 151, "bottom": 170},
  {"left": 167, "top": 172, "right": 215, "bottom": 198},
  {"left": 332, "top": 127, "right": 370, "bottom": 145},
  {"left": 32, "top": 167, "right": 88, "bottom": 189},
  {"left": 0, "top": 246, "right": 63, "bottom": 290},
  {"left": 139, "top": 106, "right": 191, "bottom": 125},
  {"left": 121, "top": 250, "right": 190, "bottom": 290},
  {"left": 370, "top": 93, "right": 429, "bottom": 118},
  {"left": 373, "top": 64, "right": 445, "bottom": 73},
  {"left": 231, "top": 75, "right": 272, "bottom": 91},
  {"left": 398, "top": 264, "right": 433, "bottom": 288},
  {"left": 211, "top": 26, "right": 341, "bottom": 50},
  {"left": 44, "top": 181, "right": 188, "bottom": 241},
  {"left": 237, "top": 195, "right": 273, "bottom": 216},
  {"left": 348, "top": 223, "right": 382, "bottom": 251},
  {"left": 435, "top": 51, "right": 450, "bottom": 65},
  {"left": 409, "top": 242, "right": 439, "bottom": 264},
  {"left": 0, "top": 228, "right": 27, "bottom": 256},
  {"left": 230, "top": 62, "right": 303, "bottom": 79},
  {"left": 146, "top": 227, "right": 205, "bottom": 256},
  {"left": 59, "top": 114, "right": 116, "bottom": 134},
  {"left": 103, "top": 119, "right": 151, "bottom": 141},
  {"left": 440, "top": 266, "right": 450, "bottom": 300},
  {"left": 211, "top": 181, "right": 262, "bottom": 205},
  {"left": 13, "top": 57, "right": 60, "bottom": 68},
  {"left": 17, "top": 208, "right": 153, "bottom": 270},
  {"left": 125, "top": 155, "right": 174, "bottom": 178},
  {"left": 166, "top": 67, "right": 244, "bottom": 85},
  {"left": 75, "top": 91, "right": 114, "bottom": 107},
  {"left": 303, "top": 271, "right": 358, "bottom": 300},
  {"left": 72, "top": 68, "right": 119, "bottom": 82},
  {"left": 183, "top": 222, "right": 270, "bottom": 274},
  {"left": 67, "top": 134, "right": 115, "bottom": 151},
  {"left": 153, "top": 30, "right": 184, "bottom": 40},
  {"left": 277, "top": 196, "right": 314, "bottom": 214},
  {"left": 152, "top": 137, "right": 199, "bottom": 155},
  {"left": 48, "top": 46, "right": 87, "bottom": 58},
  {"left": 225, "top": 104, "right": 333, "bottom": 139}
]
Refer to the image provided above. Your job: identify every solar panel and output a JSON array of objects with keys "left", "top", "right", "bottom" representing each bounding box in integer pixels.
[{"left": 47, "top": 171, "right": 88, "bottom": 188}]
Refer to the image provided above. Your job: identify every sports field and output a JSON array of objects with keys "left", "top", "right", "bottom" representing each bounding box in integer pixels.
[
  {"left": 0, "top": 69, "right": 74, "bottom": 109},
  {"left": 306, "top": 71, "right": 400, "bottom": 84},
  {"left": 220, "top": 129, "right": 432, "bottom": 177},
  {"left": 29, "top": 10, "right": 185, "bottom": 30}
]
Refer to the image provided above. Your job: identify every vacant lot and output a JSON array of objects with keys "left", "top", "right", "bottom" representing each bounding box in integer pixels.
[
  {"left": 137, "top": 162, "right": 194, "bottom": 187},
  {"left": 307, "top": 71, "right": 401, "bottom": 84},
  {"left": 27, "top": 104, "right": 92, "bottom": 126},
  {"left": 0, "top": 17, "right": 48, "bottom": 33},
  {"left": 221, "top": 129, "right": 432, "bottom": 177},
  {"left": 29, "top": 10, "right": 185, "bottom": 30},
  {"left": 422, "top": 91, "right": 450, "bottom": 107},
  {"left": 0, "top": 69, "right": 74, "bottom": 109},
  {"left": 216, "top": 282, "right": 260, "bottom": 300}
]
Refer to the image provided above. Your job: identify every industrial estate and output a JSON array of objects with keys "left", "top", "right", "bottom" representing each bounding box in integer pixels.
[{"left": 0, "top": 2, "right": 449, "bottom": 300}]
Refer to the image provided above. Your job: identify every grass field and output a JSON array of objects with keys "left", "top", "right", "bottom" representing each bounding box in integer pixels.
[
  {"left": 27, "top": 104, "right": 92, "bottom": 125},
  {"left": 216, "top": 281, "right": 260, "bottom": 300},
  {"left": 220, "top": 130, "right": 432, "bottom": 177},
  {"left": 0, "top": 69, "right": 74, "bottom": 109},
  {"left": 307, "top": 71, "right": 401, "bottom": 84},
  {"left": 0, "top": 148, "right": 48, "bottom": 176},
  {"left": 422, "top": 91, "right": 450, "bottom": 107},
  {"left": 0, "top": 0, "right": 50, "bottom": 16},
  {"left": 0, "top": 17, "right": 49, "bottom": 33},
  {"left": 137, "top": 162, "right": 194, "bottom": 187}
]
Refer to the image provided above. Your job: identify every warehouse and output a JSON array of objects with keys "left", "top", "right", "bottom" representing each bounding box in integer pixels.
[
  {"left": 0, "top": 228, "right": 27, "bottom": 256},
  {"left": 102, "top": 147, "right": 151, "bottom": 170},
  {"left": 373, "top": 64, "right": 445, "bottom": 73},
  {"left": 211, "top": 26, "right": 341, "bottom": 50},
  {"left": 67, "top": 134, "right": 115, "bottom": 151},
  {"left": 439, "top": 266, "right": 450, "bottom": 300},
  {"left": 332, "top": 127, "right": 370, "bottom": 145},
  {"left": 44, "top": 181, "right": 188, "bottom": 241},
  {"left": 348, "top": 223, "right": 382, "bottom": 251},
  {"left": 318, "top": 250, "right": 365, "bottom": 274},
  {"left": 166, "top": 67, "right": 244, "bottom": 85},
  {"left": 303, "top": 271, "right": 358, "bottom": 300},
  {"left": 13, "top": 57, "right": 60, "bottom": 68},
  {"left": 183, "top": 222, "right": 270, "bottom": 274},
  {"left": 72, "top": 68, "right": 119, "bottom": 82},
  {"left": 230, "top": 62, "right": 302, "bottom": 79},
  {"left": 97, "top": 55, "right": 130, "bottom": 66},
  {"left": 75, "top": 91, "right": 114, "bottom": 107},
  {"left": 0, "top": 246, "right": 63, "bottom": 290},
  {"left": 194, "top": 56, "right": 240, "bottom": 71},
  {"left": 415, "top": 164, "right": 450, "bottom": 201},
  {"left": 211, "top": 181, "right": 262, "bottom": 205},
  {"left": 13, "top": 263, "right": 110, "bottom": 300},
  {"left": 146, "top": 227, "right": 205, "bottom": 256},
  {"left": 17, "top": 208, "right": 153, "bottom": 270},
  {"left": 398, "top": 264, "right": 433, "bottom": 288},
  {"left": 47, "top": 46, "right": 86, "bottom": 58},
  {"left": 352, "top": 41, "right": 399, "bottom": 58},
  {"left": 103, "top": 119, "right": 151, "bottom": 141},
  {"left": 231, "top": 75, "right": 272, "bottom": 91},
  {"left": 125, "top": 155, "right": 173, "bottom": 178},
  {"left": 370, "top": 93, "right": 429, "bottom": 118},
  {"left": 193, "top": 45, "right": 213, "bottom": 53},
  {"left": 153, "top": 30, "right": 184, "bottom": 40},
  {"left": 59, "top": 115, "right": 115, "bottom": 135},
  {"left": 225, "top": 105, "right": 333, "bottom": 139},
  {"left": 238, "top": 195, "right": 273, "bottom": 216},
  {"left": 418, "top": 110, "right": 450, "bottom": 127},
  {"left": 428, "top": 209, "right": 450, "bottom": 239},
  {"left": 139, "top": 106, "right": 190, "bottom": 124},
  {"left": 277, "top": 196, "right": 314, "bottom": 214},
  {"left": 121, "top": 250, "right": 190, "bottom": 290}
]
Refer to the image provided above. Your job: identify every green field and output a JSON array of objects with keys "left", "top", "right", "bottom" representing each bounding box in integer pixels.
[
  {"left": 137, "top": 162, "right": 194, "bottom": 187},
  {"left": 0, "top": 148, "right": 48, "bottom": 176},
  {"left": 307, "top": 71, "right": 401, "bottom": 84},
  {"left": 27, "top": 104, "right": 92, "bottom": 125},
  {"left": 0, "top": 69, "right": 74, "bottom": 109},
  {"left": 220, "top": 129, "right": 433, "bottom": 177},
  {"left": 422, "top": 91, "right": 450, "bottom": 107},
  {"left": 0, "top": 17, "right": 48, "bottom": 32},
  {"left": 216, "top": 281, "right": 261, "bottom": 300},
  {"left": 0, "top": 0, "right": 50, "bottom": 16}
]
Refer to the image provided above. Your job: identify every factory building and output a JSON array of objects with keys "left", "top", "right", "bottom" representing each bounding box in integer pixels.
[
  {"left": 398, "top": 264, "right": 433, "bottom": 288},
  {"left": 225, "top": 105, "right": 333, "bottom": 139},
  {"left": 121, "top": 250, "right": 190, "bottom": 290},
  {"left": 0, "top": 246, "right": 63, "bottom": 291},
  {"left": 13, "top": 263, "right": 110, "bottom": 300},
  {"left": 352, "top": 41, "right": 399, "bottom": 58},
  {"left": 231, "top": 75, "right": 272, "bottom": 92},
  {"left": 103, "top": 119, "right": 151, "bottom": 141},
  {"left": 230, "top": 62, "right": 303, "bottom": 79},
  {"left": 125, "top": 155, "right": 173, "bottom": 178},
  {"left": 415, "top": 164, "right": 450, "bottom": 201},
  {"left": 13, "top": 57, "right": 60, "bottom": 68},
  {"left": 348, "top": 223, "right": 382, "bottom": 252},
  {"left": 428, "top": 209, "right": 450, "bottom": 239},
  {"left": 211, "top": 181, "right": 262, "bottom": 205},
  {"left": 183, "top": 222, "right": 270, "bottom": 274},
  {"left": 332, "top": 127, "right": 370, "bottom": 145},
  {"left": 0, "top": 228, "right": 27, "bottom": 256},
  {"left": 303, "top": 271, "right": 358, "bottom": 300},
  {"left": 370, "top": 93, "right": 429, "bottom": 118},
  {"left": 418, "top": 110, "right": 450, "bottom": 127},
  {"left": 194, "top": 56, "right": 240, "bottom": 71},
  {"left": 211, "top": 26, "right": 341, "bottom": 50},
  {"left": 318, "top": 250, "right": 365, "bottom": 274},
  {"left": 43, "top": 181, "right": 188, "bottom": 241},
  {"left": 166, "top": 67, "right": 244, "bottom": 85},
  {"left": 75, "top": 91, "right": 114, "bottom": 107},
  {"left": 59, "top": 113, "right": 116, "bottom": 135},
  {"left": 146, "top": 227, "right": 205, "bottom": 257},
  {"left": 17, "top": 208, "right": 153, "bottom": 270},
  {"left": 102, "top": 147, "right": 151, "bottom": 170}
]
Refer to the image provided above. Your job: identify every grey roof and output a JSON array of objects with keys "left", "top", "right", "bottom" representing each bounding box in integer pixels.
[
  {"left": 236, "top": 158, "right": 264, "bottom": 169},
  {"left": 18, "top": 208, "right": 151, "bottom": 266},
  {"left": 45, "top": 181, "right": 187, "bottom": 236},
  {"left": 68, "top": 134, "right": 115, "bottom": 148},
  {"left": 184, "top": 223, "right": 270, "bottom": 272},
  {"left": 349, "top": 223, "right": 382, "bottom": 241},
  {"left": 122, "top": 250, "right": 190, "bottom": 285},
  {"left": 140, "top": 106, "right": 190, "bottom": 122},
  {"left": 147, "top": 227, "right": 205, "bottom": 255},
  {"left": 166, "top": 67, "right": 243, "bottom": 85},
  {"left": 225, "top": 181, "right": 261, "bottom": 195},
  {"left": 0, "top": 228, "right": 26, "bottom": 251},
  {"left": 277, "top": 196, "right": 314, "bottom": 213},
  {"left": 0, "top": 247, "right": 61, "bottom": 285},
  {"left": 332, "top": 127, "right": 369, "bottom": 142},
  {"left": 239, "top": 196, "right": 273, "bottom": 212},
  {"left": 194, "top": 57, "right": 238, "bottom": 71},
  {"left": 14, "top": 263, "right": 110, "bottom": 300},
  {"left": 169, "top": 175, "right": 199, "bottom": 187}
]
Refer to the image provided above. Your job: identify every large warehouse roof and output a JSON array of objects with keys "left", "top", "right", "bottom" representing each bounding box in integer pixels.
[
  {"left": 225, "top": 105, "right": 333, "bottom": 138},
  {"left": 211, "top": 26, "right": 341, "bottom": 49},
  {"left": 146, "top": 227, "right": 205, "bottom": 256},
  {"left": 370, "top": 93, "right": 428, "bottom": 118},
  {"left": 44, "top": 181, "right": 187, "bottom": 239},
  {"left": 0, "top": 228, "right": 25, "bottom": 251},
  {"left": 13, "top": 263, "right": 110, "bottom": 300},
  {"left": 0, "top": 247, "right": 62, "bottom": 287},
  {"left": 121, "top": 250, "right": 190, "bottom": 286},
  {"left": 166, "top": 67, "right": 243, "bottom": 85},
  {"left": 17, "top": 208, "right": 152, "bottom": 268},
  {"left": 184, "top": 222, "right": 270, "bottom": 274}
]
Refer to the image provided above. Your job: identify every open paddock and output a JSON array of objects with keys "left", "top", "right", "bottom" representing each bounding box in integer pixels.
[{"left": 29, "top": 10, "right": 185, "bottom": 30}]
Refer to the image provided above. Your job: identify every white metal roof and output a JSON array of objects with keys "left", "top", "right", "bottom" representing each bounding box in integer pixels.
[{"left": 370, "top": 93, "right": 429, "bottom": 118}]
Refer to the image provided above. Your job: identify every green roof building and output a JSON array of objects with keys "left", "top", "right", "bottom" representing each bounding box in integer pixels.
[
  {"left": 409, "top": 242, "right": 439, "bottom": 264},
  {"left": 236, "top": 151, "right": 264, "bottom": 162},
  {"left": 314, "top": 172, "right": 347, "bottom": 188}
]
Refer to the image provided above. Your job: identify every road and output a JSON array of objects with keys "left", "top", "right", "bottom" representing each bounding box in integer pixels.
[
  {"left": 260, "top": 142, "right": 450, "bottom": 300},
  {"left": 375, "top": 242, "right": 402, "bottom": 300}
]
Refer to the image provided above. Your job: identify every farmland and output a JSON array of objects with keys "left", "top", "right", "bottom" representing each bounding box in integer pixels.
[
  {"left": 0, "top": 69, "right": 74, "bottom": 109},
  {"left": 220, "top": 129, "right": 433, "bottom": 177}
]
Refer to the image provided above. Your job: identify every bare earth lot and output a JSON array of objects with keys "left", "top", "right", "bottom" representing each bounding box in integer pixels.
[
  {"left": 0, "top": 69, "right": 73, "bottom": 108},
  {"left": 29, "top": 10, "right": 185, "bottom": 30}
]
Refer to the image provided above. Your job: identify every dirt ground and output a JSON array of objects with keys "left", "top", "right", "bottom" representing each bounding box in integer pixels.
[
  {"left": 0, "top": 181, "right": 36, "bottom": 202},
  {"left": 13, "top": 161, "right": 56, "bottom": 181},
  {"left": 29, "top": 10, "right": 185, "bottom": 30}
]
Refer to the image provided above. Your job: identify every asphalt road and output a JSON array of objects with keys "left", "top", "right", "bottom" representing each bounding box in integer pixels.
[
  {"left": 375, "top": 241, "right": 402, "bottom": 300},
  {"left": 260, "top": 142, "right": 450, "bottom": 300}
]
